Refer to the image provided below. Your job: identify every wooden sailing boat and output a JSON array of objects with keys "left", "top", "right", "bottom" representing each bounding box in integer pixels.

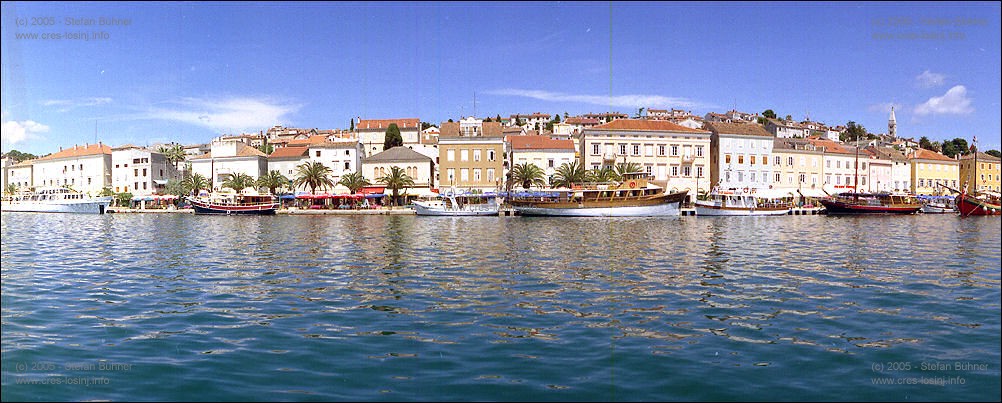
[
  {"left": 956, "top": 139, "right": 1001, "bottom": 216},
  {"left": 819, "top": 135, "right": 921, "bottom": 215}
]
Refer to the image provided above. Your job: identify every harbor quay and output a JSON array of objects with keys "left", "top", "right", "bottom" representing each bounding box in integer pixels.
[{"left": 103, "top": 206, "right": 826, "bottom": 216}]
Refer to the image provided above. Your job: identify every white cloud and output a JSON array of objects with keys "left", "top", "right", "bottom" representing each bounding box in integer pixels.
[
  {"left": 2, "top": 120, "right": 50, "bottom": 146},
  {"left": 915, "top": 70, "right": 946, "bottom": 88},
  {"left": 42, "top": 97, "right": 113, "bottom": 112},
  {"left": 139, "top": 97, "right": 301, "bottom": 132},
  {"left": 913, "top": 85, "right": 973, "bottom": 115},
  {"left": 487, "top": 89, "right": 703, "bottom": 110}
]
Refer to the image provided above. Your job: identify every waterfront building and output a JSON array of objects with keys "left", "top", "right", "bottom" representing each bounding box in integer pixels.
[
  {"left": 866, "top": 146, "right": 911, "bottom": 192},
  {"left": 908, "top": 148, "right": 959, "bottom": 195},
  {"left": 581, "top": 119, "right": 711, "bottom": 199},
  {"left": 705, "top": 121, "right": 774, "bottom": 192},
  {"left": 581, "top": 112, "right": 628, "bottom": 124},
  {"left": 810, "top": 139, "right": 870, "bottom": 194},
  {"left": 771, "top": 138, "right": 826, "bottom": 198},
  {"left": 189, "top": 140, "right": 269, "bottom": 190},
  {"left": 355, "top": 118, "right": 421, "bottom": 158},
  {"left": 4, "top": 159, "right": 35, "bottom": 191},
  {"left": 363, "top": 146, "right": 435, "bottom": 197},
  {"left": 437, "top": 119, "right": 506, "bottom": 192},
  {"left": 862, "top": 148, "right": 894, "bottom": 193},
  {"left": 509, "top": 135, "right": 576, "bottom": 182},
  {"left": 28, "top": 143, "right": 112, "bottom": 195},
  {"left": 110, "top": 145, "right": 181, "bottom": 195},
  {"left": 267, "top": 146, "right": 309, "bottom": 183},
  {"left": 958, "top": 152, "right": 1001, "bottom": 192},
  {"left": 306, "top": 140, "right": 364, "bottom": 188}
]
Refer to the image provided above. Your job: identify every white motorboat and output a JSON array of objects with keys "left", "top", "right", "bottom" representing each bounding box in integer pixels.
[{"left": 1, "top": 187, "right": 112, "bottom": 214}]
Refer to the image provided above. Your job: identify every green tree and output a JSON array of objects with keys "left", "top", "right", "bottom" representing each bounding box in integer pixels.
[
  {"left": 383, "top": 123, "right": 403, "bottom": 150},
  {"left": 784, "top": 114, "right": 793, "bottom": 122},
  {"left": 293, "top": 161, "right": 335, "bottom": 194},
  {"left": 421, "top": 121, "right": 433, "bottom": 131},
  {"left": 4, "top": 183, "right": 17, "bottom": 195},
  {"left": 350, "top": 118, "right": 355, "bottom": 131},
  {"left": 940, "top": 138, "right": 969, "bottom": 158},
  {"left": 841, "top": 121, "right": 868, "bottom": 143},
  {"left": 762, "top": 109, "right": 777, "bottom": 120},
  {"left": 115, "top": 192, "right": 133, "bottom": 208},
  {"left": 511, "top": 162, "right": 547, "bottom": 189},
  {"left": 99, "top": 187, "right": 115, "bottom": 197},
  {"left": 918, "top": 136, "right": 941, "bottom": 152},
  {"left": 164, "top": 179, "right": 188, "bottom": 206},
  {"left": 635, "top": 107, "right": 645, "bottom": 118},
  {"left": 550, "top": 161, "right": 588, "bottom": 188},
  {"left": 553, "top": 113, "right": 561, "bottom": 123},
  {"left": 337, "top": 171, "right": 371, "bottom": 194},
  {"left": 2, "top": 149, "right": 40, "bottom": 163},
  {"left": 986, "top": 150, "right": 1002, "bottom": 158},
  {"left": 183, "top": 173, "right": 209, "bottom": 196},
  {"left": 257, "top": 170, "right": 290, "bottom": 195},
  {"left": 257, "top": 143, "right": 274, "bottom": 155},
  {"left": 221, "top": 173, "right": 256, "bottom": 193},
  {"left": 496, "top": 114, "right": 502, "bottom": 123},
  {"left": 377, "top": 166, "right": 415, "bottom": 206}
]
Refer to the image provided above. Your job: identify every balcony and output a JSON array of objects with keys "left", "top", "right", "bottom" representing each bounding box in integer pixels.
[{"left": 602, "top": 153, "right": 618, "bottom": 162}]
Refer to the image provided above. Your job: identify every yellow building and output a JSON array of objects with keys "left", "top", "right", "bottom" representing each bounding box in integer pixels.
[
  {"left": 958, "top": 152, "right": 1001, "bottom": 192},
  {"left": 437, "top": 119, "right": 506, "bottom": 192},
  {"left": 908, "top": 149, "right": 959, "bottom": 195},
  {"left": 771, "top": 138, "right": 826, "bottom": 198}
]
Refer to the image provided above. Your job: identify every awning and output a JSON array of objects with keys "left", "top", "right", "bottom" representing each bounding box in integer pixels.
[
  {"left": 153, "top": 179, "right": 168, "bottom": 185},
  {"left": 753, "top": 188, "right": 798, "bottom": 199},
  {"left": 360, "top": 186, "right": 386, "bottom": 195},
  {"left": 797, "top": 188, "right": 828, "bottom": 198}
]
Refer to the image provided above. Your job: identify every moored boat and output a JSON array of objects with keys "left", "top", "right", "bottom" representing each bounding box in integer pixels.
[
  {"left": 819, "top": 192, "right": 922, "bottom": 214},
  {"left": 956, "top": 191, "right": 1001, "bottom": 216},
  {"left": 412, "top": 192, "right": 499, "bottom": 216},
  {"left": 187, "top": 190, "right": 278, "bottom": 215},
  {"left": 694, "top": 188, "right": 791, "bottom": 216},
  {"left": 509, "top": 172, "right": 688, "bottom": 217},
  {"left": 918, "top": 195, "right": 957, "bottom": 214},
  {"left": 1, "top": 187, "right": 112, "bottom": 214}
]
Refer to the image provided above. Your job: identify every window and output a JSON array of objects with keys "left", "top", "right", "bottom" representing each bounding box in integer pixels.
[
  {"left": 346, "top": 150, "right": 350, "bottom": 156},
  {"left": 696, "top": 146, "right": 703, "bottom": 157},
  {"left": 143, "top": 182, "right": 147, "bottom": 190},
  {"left": 787, "top": 157, "right": 794, "bottom": 166},
  {"left": 344, "top": 162, "right": 350, "bottom": 171},
  {"left": 861, "top": 177, "right": 867, "bottom": 186},
  {"left": 671, "top": 145, "right": 679, "bottom": 156},
  {"left": 474, "top": 169, "right": 481, "bottom": 182},
  {"left": 671, "top": 166, "right": 679, "bottom": 176},
  {"left": 619, "top": 144, "right": 627, "bottom": 155},
  {"left": 142, "top": 169, "right": 147, "bottom": 177},
  {"left": 697, "top": 166, "right": 704, "bottom": 177},
  {"left": 461, "top": 150, "right": 469, "bottom": 161},
  {"left": 548, "top": 159, "right": 554, "bottom": 168},
  {"left": 827, "top": 160, "right": 831, "bottom": 168},
  {"left": 134, "top": 169, "right": 139, "bottom": 177},
  {"left": 487, "top": 168, "right": 495, "bottom": 182},
  {"left": 750, "top": 172, "right": 756, "bottom": 182},
  {"left": 488, "top": 150, "right": 496, "bottom": 161},
  {"left": 800, "top": 157, "right": 805, "bottom": 167},
  {"left": 750, "top": 156, "right": 756, "bottom": 165},
  {"left": 473, "top": 150, "right": 481, "bottom": 162},
  {"left": 316, "top": 151, "right": 321, "bottom": 157},
  {"left": 447, "top": 149, "right": 455, "bottom": 161},
  {"left": 632, "top": 144, "right": 640, "bottom": 155},
  {"left": 775, "top": 173, "right": 781, "bottom": 182},
  {"left": 725, "top": 171, "right": 731, "bottom": 182},
  {"left": 774, "top": 156, "right": 781, "bottom": 165},
  {"left": 919, "top": 179, "right": 925, "bottom": 187},
  {"left": 861, "top": 162, "right": 866, "bottom": 170},
  {"left": 447, "top": 168, "right": 455, "bottom": 182},
  {"left": 738, "top": 155, "right": 744, "bottom": 164},
  {"left": 658, "top": 145, "right": 666, "bottom": 156},
  {"left": 725, "top": 154, "right": 732, "bottom": 164},
  {"left": 647, "top": 165, "right": 654, "bottom": 175},
  {"left": 593, "top": 144, "right": 600, "bottom": 155},
  {"left": 460, "top": 168, "right": 469, "bottom": 181},
  {"left": 682, "top": 166, "right": 691, "bottom": 177},
  {"left": 799, "top": 174, "right": 805, "bottom": 183}
]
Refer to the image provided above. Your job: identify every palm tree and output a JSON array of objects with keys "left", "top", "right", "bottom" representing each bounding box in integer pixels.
[
  {"left": 158, "top": 144, "right": 186, "bottom": 173},
  {"left": 293, "top": 161, "right": 335, "bottom": 194},
  {"left": 589, "top": 166, "right": 618, "bottom": 183},
  {"left": 4, "top": 183, "right": 17, "bottom": 195},
  {"left": 337, "top": 171, "right": 371, "bottom": 194},
  {"left": 511, "top": 162, "right": 547, "bottom": 189},
  {"left": 377, "top": 166, "right": 415, "bottom": 206},
  {"left": 257, "top": 170, "right": 290, "bottom": 195},
  {"left": 615, "top": 162, "right": 643, "bottom": 178},
  {"left": 221, "top": 173, "right": 256, "bottom": 193},
  {"left": 183, "top": 173, "right": 209, "bottom": 196},
  {"left": 550, "top": 161, "right": 588, "bottom": 188}
]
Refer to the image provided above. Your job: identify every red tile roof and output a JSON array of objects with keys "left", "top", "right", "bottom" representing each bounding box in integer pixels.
[
  {"left": 37, "top": 143, "right": 112, "bottom": 160},
  {"left": 565, "top": 117, "right": 601, "bottom": 125},
  {"left": 910, "top": 148, "right": 955, "bottom": 162},
  {"left": 269, "top": 146, "right": 309, "bottom": 159},
  {"left": 357, "top": 118, "right": 420, "bottom": 130},
  {"left": 703, "top": 122, "right": 772, "bottom": 137},
  {"left": 592, "top": 119, "right": 709, "bottom": 133},
  {"left": 508, "top": 136, "right": 575, "bottom": 151},
  {"left": 286, "top": 135, "right": 330, "bottom": 147},
  {"left": 807, "top": 139, "right": 854, "bottom": 155}
]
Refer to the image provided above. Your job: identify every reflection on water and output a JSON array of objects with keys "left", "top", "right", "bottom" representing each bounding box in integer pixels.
[{"left": 2, "top": 212, "right": 999, "bottom": 401}]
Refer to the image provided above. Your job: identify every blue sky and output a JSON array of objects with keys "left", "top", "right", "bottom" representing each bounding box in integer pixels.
[{"left": 3, "top": 1, "right": 1000, "bottom": 156}]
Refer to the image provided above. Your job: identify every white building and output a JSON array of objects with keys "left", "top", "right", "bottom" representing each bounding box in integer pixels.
[
  {"left": 705, "top": 122, "right": 775, "bottom": 192},
  {"left": 811, "top": 139, "right": 870, "bottom": 193},
  {"left": 189, "top": 140, "right": 269, "bottom": 191},
  {"left": 110, "top": 145, "right": 181, "bottom": 195},
  {"left": 29, "top": 143, "right": 112, "bottom": 195},
  {"left": 863, "top": 149, "right": 894, "bottom": 193},
  {"left": 267, "top": 146, "right": 309, "bottom": 185},
  {"left": 363, "top": 146, "right": 436, "bottom": 194},
  {"left": 581, "top": 119, "right": 711, "bottom": 199},
  {"left": 509, "top": 135, "right": 576, "bottom": 182},
  {"left": 4, "top": 159, "right": 35, "bottom": 191},
  {"left": 306, "top": 140, "right": 364, "bottom": 187},
  {"left": 765, "top": 119, "right": 809, "bottom": 139},
  {"left": 508, "top": 112, "right": 551, "bottom": 133}
]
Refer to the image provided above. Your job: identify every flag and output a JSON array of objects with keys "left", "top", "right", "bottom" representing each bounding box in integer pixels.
[{"left": 971, "top": 136, "right": 977, "bottom": 152}]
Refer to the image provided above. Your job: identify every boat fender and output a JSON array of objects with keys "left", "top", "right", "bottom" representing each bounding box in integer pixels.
[
  {"left": 743, "top": 187, "right": 750, "bottom": 194},
  {"left": 629, "top": 181, "right": 637, "bottom": 189}
]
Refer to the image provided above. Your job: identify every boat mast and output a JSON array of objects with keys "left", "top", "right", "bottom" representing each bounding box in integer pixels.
[{"left": 854, "top": 133, "right": 860, "bottom": 201}]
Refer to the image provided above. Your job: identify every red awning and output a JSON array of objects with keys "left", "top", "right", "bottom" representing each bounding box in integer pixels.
[{"left": 360, "top": 186, "right": 385, "bottom": 195}]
